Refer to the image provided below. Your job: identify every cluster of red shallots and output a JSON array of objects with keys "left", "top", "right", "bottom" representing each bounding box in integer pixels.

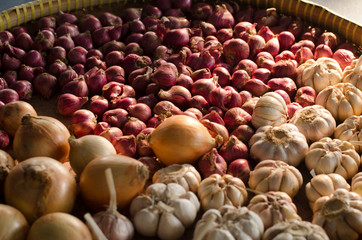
[{"left": 0, "top": 0, "right": 357, "bottom": 179}]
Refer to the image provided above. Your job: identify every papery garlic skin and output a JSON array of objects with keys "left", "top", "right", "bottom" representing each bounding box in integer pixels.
[
  {"left": 342, "top": 55, "right": 362, "bottom": 91},
  {"left": 193, "top": 205, "right": 264, "bottom": 240},
  {"left": 152, "top": 164, "right": 201, "bottom": 193},
  {"left": 305, "top": 173, "right": 350, "bottom": 210},
  {"left": 129, "top": 183, "right": 200, "bottom": 240},
  {"left": 247, "top": 191, "right": 301, "bottom": 229},
  {"left": 289, "top": 105, "right": 336, "bottom": 143},
  {"left": 249, "top": 123, "right": 308, "bottom": 166},
  {"left": 296, "top": 57, "right": 342, "bottom": 93},
  {"left": 312, "top": 189, "right": 362, "bottom": 240},
  {"left": 263, "top": 219, "right": 329, "bottom": 240},
  {"left": 248, "top": 160, "right": 303, "bottom": 198},
  {"left": 197, "top": 174, "right": 248, "bottom": 211},
  {"left": 316, "top": 82, "right": 362, "bottom": 122},
  {"left": 305, "top": 137, "right": 360, "bottom": 180},
  {"left": 334, "top": 115, "right": 362, "bottom": 153},
  {"left": 351, "top": 172, "right": 362, "bottom": 197}
]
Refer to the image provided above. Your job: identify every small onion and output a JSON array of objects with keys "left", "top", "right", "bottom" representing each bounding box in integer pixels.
[{"left": 0, "top": 204, "right": 29, "bottom": 240}]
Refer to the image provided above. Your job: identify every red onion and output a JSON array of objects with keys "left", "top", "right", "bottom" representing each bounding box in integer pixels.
[
  {"left": 143, "top": 16, "right": 160, "bottom": 31},
  {"left": 333, "top": 49, "right": 356, "bottom": 70},
  {"left": 128, "top": 19, "right": 146, "bottom": 34},
  {"left": 61, "top": 76, "right": 89, "bottom": 97},
  {"left": 33, "top": 29, "right": 55, "bottom": 52},
  {"left": 147, "top": 115, "right": 166, "bottom": 128},
  {"left": 175, "top": 74, "right": 193, "bottom": 90},
  {"left": 212, "top": 66, "right": 230, "bottom": 87},
  {"left": 290, "top": 40, "right": 315, "bottom": 54},
  {"left": 125, "top": 32, "right": 143, "bottom": 44},
  {"left": 155, "top": 0, "right": 172, "bottom": 12},
  {"left": 191, "top": 3, "right": 213, "bottom": 20},
  {"left": 58, "top": 68, "right": 78, "bottom": 87},
  {"left": 223, "top": 38, "right": 250, "bottom": 67},
  {"left": 2, "top": 70, "right": 17, "bottom": 86},
  {"left": 274, "top": 89, "right": 291, "bottom": 105},
  {"left": 72, "top": 64, "right": 85, "bottom": 75},
  {"left": 105, "top": 66, "right": 125, "bottom": 83},
  {"left": 252, "top": 68, "right": 271, "bottom": 83},
  {"left": 207, "top": 4, "right": 235, "bottom": 29},
  {"left": 88, "top": 95, "right": 109, "bottom": 116},
  {"left": 224, "top": 107, "right": 252, "bottom": 131},
  {"left": 0, "top": 129, "right": 10, "bottom": 150},
  {"left": 136, "top": 94, "right": 158, "bottom": 110},
  {"left": 57, "top": 93, "right": 88, "bottom": 116},
  {"left": 191, "top": 76, "right": 218, "bottom": 102},
  {"left": 188, "top": 95, "right": 209, "bottom": 113},
  {"left": 0, "top": 88, "right": 19, "bottom": 104},
  {"left": 230, "top": 69, "right": 250, "bottom": 91},
  {"left": 70, "top": 109, "right": 97, "bottom": 137},
  {"left": 242, "top": 78, "right": 270, "bottom": 97},
  {"left": 105, "top": 50, "right": 124, "bottom": 67},
  {"left": 153, "top": 100, "right": 182, "bottom": 115},
  {"left": 191, "top": 68, "right": 211, "bottom": 80},
  {"left": 201, "top": 109, "right": 225, "bottom": 126},
  {"left": 258, "top": 26, "right": 274, "bottom": 42},
  {"left": 130, "top": 70, "right": 152, "bottom": 94},
  {"left": 127, "top": 103, "right": 152, "bottom": 123},
  {"left": 227, "top": 159, "right": 250, "bottom": 182},
  {"left": 2, "top": 53, "right": 21, "bottom": 71},
  {"left": 17, "top": 65, "right": 35, "bottom": 82},
  {"left": 294, "top": 86, "right": 316, "bottom": 107},
  {"left": 47, "top": 46, "right": 67, "bottom": 64},
  {"left": 87, "top": 49, "right": 104, "bottom": 59},
  {"left": 317, "top": 32, "right": 340, "bottom": 50},
  {"left": 187, "top": 51, "right": 216, "bottom": 70},
  {"left": 158, "top": 85, "right": 191, "bottom": 109},
  {"left": 153, "top": 45, "right": 172, "bottom": 60},
  {"left": 314, "top": 44, "right": 333, "bottom": 59},
  {"left": 255, "top": 51, "right": 275, "bottom": 70},
  {"left": 0, "top": 78, "right": 7, "bottom": 90},
  {"left": 199, "top": 21, "right": 217, "bottom": 36},
  {"left": 200, "top": 119, "right": 229, "bottom": 144},
  {"left": 0, "top": 31, "right": 14, "bottom": 46},
  {"left": 111, "top": 97, "right": 136, "bottom": 109},
  {"left": 122, "top": 54, "right": 151, "bottom": 75},
  {"left": 215, "top": 28, "right": 232, "bottom": 43},
  {"left": 248, "top": 34, "right": 266, "bottom": 58},
  {"left": 102, "top": 81, "right": 124, "bottom": 100},
  {"left": 141, "top": 4, "right": 162, "bottom": 19},
  {"left": 93, "top": 122, "right": 111, "bottom": 135},
  {"left": 163, "top": 28, "right": 190, "bottom": 47},
  {"left": 275, "top": 50, "right": 295, "bottom": 62},
  {"left": 15, "top": 32, "right": 33, "bottom": 52},
  {"left": 219, "top": 135, "right": 248, "bottom": 163},
  {"left": 185, "top": 108, "right": 203, "bottom": 120},
  {"left": 125, "top": 42, "right": 143, "bottom": 55},
  {"left": 113, "top": 135, "right": 137, "bottom": 157},
  {"left": 33, "top": 73, "right": 57, "bottom": 99},
  {"left": 56, "top": 23, "right": 79, "bottom": 38},
  {"left": 301, "top": 27, "right": 322, "bottom": 42},
  {"left": 242, "top": 97, "right": 259, "bottom": 115},
  {"left": 234, "top": 59, "right": 258, "bottom": 76},
  {"left": 254, "top": 8, "right": 279, "bottom": 29},
  {"left": 164, "top": 9, "right": 185, "bottom": 17},
  {"left": 101, "top": 40, "right": 126, "bottom": 55},
  {"left": 172, "top": 0, "right": 191, "bottom": 11},
  {"left": 233, "top": 21, "right": 256, "bottom": 39},
  {"left": 11, "top": 26, "right": 27, "bottom": 37},
  {"left": 278, "top": 31, "right": 295, "bottom": 51},
  {"left": 85, "top": 56, "right": 106, "bottom": 70},
  {"left": 137, "top": 155, "right": 160, "bottom": 174},
  {"left": 189, "top": 36, "right": 205, "bottom": 53},
  {"left": 197, "top": 148, "right": 227, "bottom": 178},
  {"left": 73, "top": 31, "right": 93, "bottom": 50},
  {"left": 287, "top": 102, "right": 303, "bottom": 119},
  {"left": 100, "top": 127, "right": 123, "bottom": 145},
  {"left": 271, "top": 59, "right": 297, "bottom": 79},
  {"left": 267, "top": 77, "right": 297, "bottom": 98},
  {"left": 230, "top": 124, "right": 255, "bottom": 143},
  {"left": 102, "top": 108, "right": 129, "bottom": 128},
  {"left": 85, "top": 68, "right": 107, "bottom": 95},
  {"left": 99, "top": 12, "right": 123, "bottom": 27},
  {"left": 337, "top": 43, "right": 357, "bottom": 53},
  {"left": 295, "top": 47, "right": 314, "bottom": 64},
  {"left": 48, "top": 60, "right": 68, "bottom": 77},
  {"left": 139, "top": 31, "right": 161, "bottom": 56},
  {"left": 264, "top": 36, "right": 280, "bottom": 57},
  {"left": 54, "top": 34, "right": 75, "bottom": 52},
  {"left": 123, "top": 117, "right": 147, "bottom": 136},
  {"left": 67, "top": 46, "right": 88, "bottom": 65},
  {"left": 56, "top": 12, "right": 78, "bottom": 25},
  {"left": 209, "top": 86, "right": 241, "bottom": 111},
  {"left": 239, "top": 90, "right": 253, "bottom": 105},
  {"left": 79, "top": 14, "right": 102, "bottom": 33},
  {"left": 4, "top": 42, "right": 26, "bottom": 60},
  {"left": 287, "top": 17, "right": 304, "bottom": 38},
  {"left": 10, "top": 80, "right": 33, "bottom": 100},
  {"left": 151, "top": 62, "right": 178, "bottom": 89}
]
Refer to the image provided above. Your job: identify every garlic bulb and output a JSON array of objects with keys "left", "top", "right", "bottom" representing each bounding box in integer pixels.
[
  {"left": 305, "top": 173, "right": 350, "bottom": 210},
  {"left": 251, "top": 92, "right": 288, "bottom": 129},
  {"left": 334, "top": 115, "right": 362, "bottom": 153},
  {"left": 296, "top": 57, "right": 342, "bottom": 93},
  {"left": 249, "top": 123, "right": 308, "bottom": 166},
  {"left": 129, "top": 182, "right": 200, "bottom": 240},
  {"left": 313, "top": 188, "right": 362, "bottom": 240},
  {"left": 197, "top": 174, "right": 248, "bottom": 211},
  {"left": 351, "top": 172, "right": 362, "bottom": 197},
  {"left": 193, "top": 205, "right": 264, "bottom": 240},
  {"left": 263, "top": 219, "right": 329, "bottom": 240},
  {"left": 316, "top": 82, "right": 362, "bottom": 122},
  {"left": 341, "top": 55, "right": 362, "bottom": 91},
  {"left": 289, "top": 105, "right": 336, "bottom": 143},
  {"left": 248, "top": 160, "right": 303, "bottom": 198},
  {"left": 152, "top": 164, "right": 201, "bottom": 193},
  {"left": 305, "top": 137, "right": 360, "bottom": 179},
  {"left": 247, "top": 191, "right": 301, "bottom": 229}
]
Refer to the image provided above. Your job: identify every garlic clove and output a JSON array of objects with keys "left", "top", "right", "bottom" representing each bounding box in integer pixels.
[
  {"left": 182, "top": 191, "right": 201, "bottom": 211},
  {"left": 158, "top": 213, "right": 185, "bottom": 240},
  {"left": 129, "top": 195, "right": 153, "bottom": 216},
  {"left": 170, "top": 198, "right": 197, "bottom": 227},
  {"left": 133, "top": 207, "right": 159, "bottom": 237}
]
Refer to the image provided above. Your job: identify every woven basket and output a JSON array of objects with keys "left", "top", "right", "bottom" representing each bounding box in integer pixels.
[{"left": 1, "top": 0, "right": 362, "bottom": 47}]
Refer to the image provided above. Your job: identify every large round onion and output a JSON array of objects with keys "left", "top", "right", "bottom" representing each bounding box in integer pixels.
[
  {"left": 12, "top": 115, "right": 70, "bottom": 162},
  {"left": 27, "top": 212, "right": 92, "bottom": 240},
  {"left": 148, "top": 115, "right": 218, "bottom": 165},
  {"left": 79, "top": 154, "right": 149, "bottom": 211},
  {"left": 4, "top": 156, "right": 77, "bottom": 223},
  {"left": 0, "top": 204, "right": 29, "bottom": 240}
]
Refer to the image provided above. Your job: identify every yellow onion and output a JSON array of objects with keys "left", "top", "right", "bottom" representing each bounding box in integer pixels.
[
  {"left": 0, "top": 101, "right": 37, "bottom": 136},
  {"left": 0, "top": 149, "right": 15, "bottom": 194},
  {"left": 79, "top": 154, "right": 149, "bottom": 211},
  {"left": 4, "top": 156, "right": 77, "bottom": 223},
  {"left": 0, "top": 204, "right": 29, "bottom": 240},
  {"left": 68, "top": 135, "right": 117, "bottom": 176},
  {"left": 27, "top": 212, "right": 92, "bottom": 240},
  {"left": 13, "top": 115, "right": 70, "bottom": 162},
  {"left": 148, "top": 115, "right": 219, "bottom": 165}
]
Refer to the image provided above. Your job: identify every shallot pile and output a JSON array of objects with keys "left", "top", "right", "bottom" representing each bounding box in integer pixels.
[{"left": 1, "top": 0, "right": 362, "bottom": 239}]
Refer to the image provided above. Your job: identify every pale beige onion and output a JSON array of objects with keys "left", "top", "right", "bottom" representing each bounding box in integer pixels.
[{"left": 0, "top": 204, "right": 29, "bottom": 240}]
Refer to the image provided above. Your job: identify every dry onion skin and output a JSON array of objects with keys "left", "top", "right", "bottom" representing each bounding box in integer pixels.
[
  {"left": 27, "top": 212, "right": 92, "bottom": 240},
  {"left": 334, "top": 115, "right": 362, "bottom": 153},
  {"left": 4, "top": 156, "right": 77, "bottom": 223},
  {"left": 148, "top": 115, "right": 218, "bottom": 165},
  {"left": 0, "top": 204, "right": 29, "bottom": 240},
  {"left": 248, "top": 123, "right": 308, "bottom": 166},
  {"left": 152, "top": 163, "right": 201, "bottom": 193},
  {"left": 13, "top": 114, "right": 70, "bottom": 162},
  {"left": 0, "top": 101, "right": 37, "bottom": 136},
  {"left": 79, "top": 154, "right": 149, "bottom": 211},
  {"left": 263, "top": 219, "right": 329, "bottom": 240},
  {"left": 289, "top": 105, "right": 336, "bottom": 143},
  {"left": 68, "top": 135, "right": 117, "bottom": 176},
  {"left": 247, "top": 191, "right": 301, "bottom": 229},
  {"left": 248, "top": 160, "right": 303, "bottom": 198},
  {"left": 312, "top": 188, "right": 362, "bottom": 240}
]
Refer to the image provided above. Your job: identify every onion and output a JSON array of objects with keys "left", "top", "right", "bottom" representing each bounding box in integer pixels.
[
  {"left": 294, "top": 86, "right": 316, "bottom": 107},
  {"left": 68, "top": 135, "right": 116, "bottom": 176},
  {"left": 248, "top": 34, "right": 266, "bottom": 58},
  {"left": 48, "top": 59, "right": 68, "bottom": 77},
  {"left": 243, "top": 78, "right": 270, "bottom": 97},
  {"left": 258, "top": 26, "right": 274, "bottom": 42},
  {"left": 290, "top": 40, "right": 315, "bottom": 54},
  {"left": 57, "top": 93, "right": 88, "bottom": 116},
  {"left": 85, "top": 68, "right": 107, "bottom": 95},
  {"left": 163, "top": 28, "right": 190, "bottom": 47},
  {"left": 267, "top": 77, "right": 297, "bottom": 98},
  {"left": 69, "top": 109, "right": 97, "bottom": 137},
  {"left": 218, "top": 135, "right": 249, "bottom": 163},
  {"left": 100, "top": 127, "right": 123, "bottom": 144},
  {"left": 105, "top": 66, "right": 125, "bottom": 83},
  {"left": 278, "top": 31, "right": 295, "bottom": 51},
  {"left": 200, "top": 119, "right": 229, "bottom": 144},
  {"left": 314, "top": 44, "right": 333, "bottom": 59},
  {"left": 54, "top": 34, "right": 75, "bottom": 52},
  {"left": 47, "top": 46, "right": 67, "bottom": 64},
  {"left": 287, "top": 102, "right": 303, "bottom": 119},
  {"left": 32, "top": 29, "right": 55, "bottom": 52},
  {"left": 207, "top": 4, "right": 235, "bottom": 29},
  {"left": 4, "top": 157, "right": 77, "bottom": 223},
  {"left": 0, "top": 88, "right": 19, "bottom": 104},
  {"left": 15, "top": 32, "right": 33, "bottom": 52},
  {"left": 72, "top": 63, "right": 85, "bottom": 75},
  {"left": 295, "top": 47, "right": 314, "bottom": 64},
  {"left": 89, "top": 95, "right": 109, "bottom": 116},
  {"left": 102, "top": 108, "right": 128, "bottom": 128},
  {"left": 224, "top": 107, "right": 252, "bottom": 132},
  {"left": 188, "top": 95, "right": 209, "bottom": 113},
  {"left": 58, "top": 68, "right": 78, "bottom": 88},
  {"left": 79, "top": 14, "right": 102, "bottom": 33},
  {"left": 197, "top": 148, "right": 227, "bottom": 178},
  {"left": 94, "top": 122, "right": 111, "bottom": 135},
  {"left": 128, "top": 103, "right": 152, "bottom": 122},
  {"left": 27, "top": 212, "right": 92, "bottom": 239},
  {"left": 275, "top": 50, "right": 295, "bottom": 62},
  {"left": 333, "top": 49, "right": 356, "bottom": 70},
  {"left": 2, "top": 53, "right": 21, "bottom": 71},
  {"left": 123, "top": 117, "right": 147, "bottom": 136},
  {"left": 23, "top": 50, "right": 46, "bottom": 68},
  {"left": 149, "top": 115, "right": 218, "bottom": 165},
  {"left": 227, "top": 159, "right": 250, "bottom": 182},
  {"left": 33, "top": 73, "right": 58, "bottom": 99},
  {"left": 61, "top": 76, "right": 89, "bottom": 97},
  {"left": 56, "top": 12, "right": 78, "bottom": 25},
  {"left": 264, "top": 36, "right": 280, "bottom": 57},
  {"left": 271, "top": 59, "right": 297, "bottom": 79},
  {"left": 0, "top": 204, "right": 29, "bottom": 239},
  {"left": 201, "top": 110, "right": 225, "bottom": 125},
  {"left": 275, "top": 89, "right": 291, "bottom": 104},
  {"left": 223, "top": 38, "right": 250, "bottom": 67},
  {"left": 79, "top": 155, "right": 149, "bottom": 210},
  {"left": 230, "top": 124, "right": 255, "bottom": 143},
  {"left": 67, "top": 46, "right": 88, "bottom": 65}
]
